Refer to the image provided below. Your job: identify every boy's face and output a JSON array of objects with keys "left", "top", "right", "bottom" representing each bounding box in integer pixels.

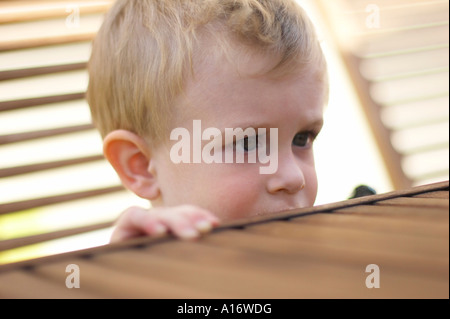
[{"left": 151, "top": 48, "right": 326, "bottom": 222}]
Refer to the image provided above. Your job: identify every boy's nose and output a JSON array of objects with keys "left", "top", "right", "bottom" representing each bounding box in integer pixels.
[{"left": 266, "top": 154, "right": 305, "bottom": 195}]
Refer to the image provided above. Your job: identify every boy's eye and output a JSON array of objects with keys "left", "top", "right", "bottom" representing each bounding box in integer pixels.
[
  {"left": 235, "top": 135, "right": 259, "bottom": 152},
  {"left": 293, "top": 132, "right": 313, "bottom": 147}
]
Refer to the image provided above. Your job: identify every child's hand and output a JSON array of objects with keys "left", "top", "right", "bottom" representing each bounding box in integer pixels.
[{"left": 110, "top": 205, "right": 220, "bottom": 243}]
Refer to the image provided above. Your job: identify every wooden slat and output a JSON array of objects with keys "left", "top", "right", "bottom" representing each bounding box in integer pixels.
[
  {"left": 0, "top": 123, "right": 95, "bottom": 145},
  {"left": 0, "top": 92, "right": 85, "bottom": 112},
  {"left": 389, "top": 115, "right": 449, "bottom": 135},
  {"left": 414, "top": 190, "right": 449, "bottom": 199},
  {"left": 400, "top": 141, "right": 449, "bottom": 157},
  {"left": 290, "top": 213, "right": 449, "bottom": 239},
  {"left": 334, "top": 204, "right": 448, "bottom": 221},
  {"left": 0, "top": 31, "right": 97, "bottom": 52},
  {"left": 106, "top": 242, "right": 385, "bottom": 298},
  {"left": 0, "top": 221, "right": 113, "bottom": 252},
  {"left": 341, "top": 1, "right": 449, "bottom": 31},
  {"left": 375, "top": 196, "right": 449, "bottom": 208},
  {"left": 0, "top": 270, "right": 103, "bottom": 299},
  {"left": 413, "top": 170, "right": 450, "bottom": 185},
  {"left": 371, "top": 66, "right": 448, "bottom": 83},
  {"left": 95, "top": 249, "right": 255, "bottom": 298},
  {"left": 202, "top": 230, "right": 447, "bottom": 284},
  {"left": 0, "top": 62, "right": 87, "bottom": 81},
  {"left": 371, "top": 72, "right": 448, "bottom": 106},
  {"left": 382, "top": 91, "right": 449, "bottom": 108},
  {"left": 129, "top": 239, "right": 375, "bottom": 299},
  {"left": 0, "top": 1, "right": 114, "bottom": 24},
  {"left": 356, "top": 24, "right": 448, "bottom": 56},
  {"left": 361, "top": 48, "right": 448, "bottom": 82},
  {"left": 246, "top": 221, "right": 448, "bottom": 260},
  {"left": 0, "top": 185, "right": 125, "bottom": 215},
  {"left": 35, "top": 258, "right": 226, "bottom": 299},
  {"left": 0, "top": 154, "right": 105, "bottom": 178},
  {"left": 139, "top": 237, "right": 448, "bottom": 298}
]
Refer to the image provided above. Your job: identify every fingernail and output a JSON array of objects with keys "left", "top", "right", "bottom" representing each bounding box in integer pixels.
[
  {"left": 179, "top": 228, "right": 199, "bottom": 239},
  {"left": 154, "top": 224, "right": 167, "bottom": 236},
  {"left": 195, "top": 220, "right": 213, "bottom": 233}
]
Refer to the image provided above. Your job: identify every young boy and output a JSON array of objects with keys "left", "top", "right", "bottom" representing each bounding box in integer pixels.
[{"left": 86, "top": 0, "right": 329, "bottom": 243}]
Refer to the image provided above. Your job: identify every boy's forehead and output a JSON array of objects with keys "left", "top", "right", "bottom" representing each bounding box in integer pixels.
[
  {"left": 192, "top": 35, "right": 290, "bottom": 81},
  {"left": 187, "top": 39, "right": 324, "bottom": 96},
  {"left": 167, "top": 36, "right": 327, "bottom": 129},
  {"left": 175, "top": 62, "right": 325, "bottom": 129}
]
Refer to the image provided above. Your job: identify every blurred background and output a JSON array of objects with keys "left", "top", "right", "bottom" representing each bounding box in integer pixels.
[{"left": 0, "top": 0, "right": 448, "bottom": 264}]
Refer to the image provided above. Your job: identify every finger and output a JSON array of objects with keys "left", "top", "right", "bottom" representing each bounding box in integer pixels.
[
  {"left": 159, "top": 212, "right": 201, "bottom": 240},
  {"left": 158, "top": 205, "right": 220, "bottom": 239},
  {"left": 110, "top": 206, "right": 167, "bottom": 243},
  {"left": 175, "top": 205, "right": 221, "bottom": 234}
]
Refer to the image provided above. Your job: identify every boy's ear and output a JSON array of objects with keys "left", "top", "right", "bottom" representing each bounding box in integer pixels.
[{"left": 103, "top": 130, "right": 160, "bottom": 200}]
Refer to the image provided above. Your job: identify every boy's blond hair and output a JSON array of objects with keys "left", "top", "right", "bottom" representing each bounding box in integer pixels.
[{"left": 87, "top": 0, "right": 327, "bottom": 144}]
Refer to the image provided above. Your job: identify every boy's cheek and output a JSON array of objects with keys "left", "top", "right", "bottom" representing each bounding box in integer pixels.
[
  {"left": 305, "top": 169, "right": 319, "bottom": 205},
  {"left": 198, "top": 174, "right": 262, "bottom": 220}
]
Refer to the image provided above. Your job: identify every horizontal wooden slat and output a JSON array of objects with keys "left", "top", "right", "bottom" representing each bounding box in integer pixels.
[
  {"left": 356, "top": 20, "right": 448, "bottom": 39},
  {"left": 0, "top": 185, "right": 125, "bottom": 215},
  {"left": 0, "top": 154, "right": 105, "bottom": 178},
  {"left": 93, "top": 243, "right": 371, "bottom": 299},
  {"left": 362, "top": 43, "right": 449, "bottom": 60},
  {"left": 376, "top": 196, "right": 449, "bottom": 208},
  {"left": 246, "top": 220, "right": 447, "bottom": 260},
  {"left": 0, "top": 42, "right": 92, "bottom": 72},
  {"left": 94, "top": 250, "right": 245, "bottom": 298},
  {"left": 0, "top": 221, "right": 113, "bottom": 252},
  {"left": 36, "top": 258, "right": 223, "bottom": 299},
  {"left": 371, "top": 66, "right": 448, "bottom": 83},
  {"left": 138, "top": 235, "right": 447, "bottom": 298},
  {"left": 0, "top": 1, "right": 113, "bottom": 24},
  {"left": 0, "top": 92, "right": 86, "bottom": 112},
  {"left": 414, "top": 190, "right": 449, "bottom": 199},
  {"left": 371, "top": 72, "right": 448, "bottom": 105},
  {"left": 411, "top": 169, "right": 450, "bottom": 184},
  {"left": 400, "top": 141, "right": 449, "bottom": 157},
  {"left": 0, "top": 123, "right": 94, "bottom": 145},
  {"left": 0, "top": 62, "right": 87, "bottom": 81},
  {"left": 383, "top": 91, "right": 449, "bottom": 108},
  {"left": 290, "top": 213, "right": 449, "bottom": 239},
  {"left": 381, "top": 96, "right": 449, "bottom": 129},
  {"left": 360, "top": 48, "right": 448, "bottom": 80},
  {"left": 0, "top": 270, "right": 102, "bottom": 299},
  {"left": 342, "top": 1, "right": 449, "bottom": 31},
  {"left": 0, "top": 31, "right": 97, "bottom": 52},
  {"left": 334, "top": 204, "right": 448, "bottom": 221},
  {"left": 203, "top": 229, "right": 447, "bottom": 283},
  {"left": 403, "top": 148, "right": 449, "bottom": 182}
]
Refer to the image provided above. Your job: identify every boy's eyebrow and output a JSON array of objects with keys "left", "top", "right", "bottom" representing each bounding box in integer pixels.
[
  {"left": 226, "top": 118, "right": 325, "bottom": 131},
  {"left": 217, "top": 120, "right": 272, "bottom": 130},
  {"left": 304, "top": 118, "right": 324, "bottom": 131}
]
